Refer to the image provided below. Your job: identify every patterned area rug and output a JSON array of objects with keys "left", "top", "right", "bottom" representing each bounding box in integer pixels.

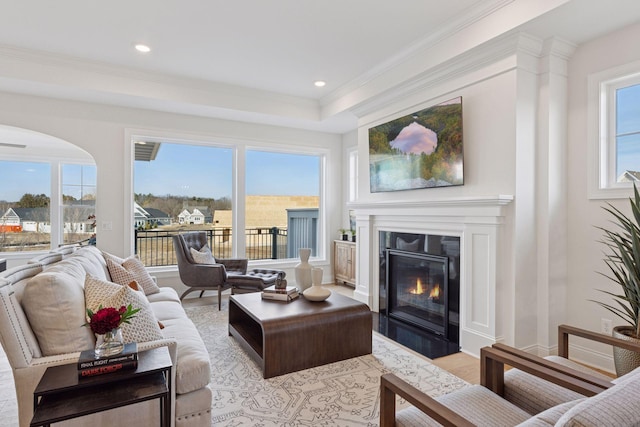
[{"left": 185, "top": 300, "right": 469, "bottom": 426}]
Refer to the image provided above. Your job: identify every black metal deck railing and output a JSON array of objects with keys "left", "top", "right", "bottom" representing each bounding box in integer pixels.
[{"left": 134, "top": 227, "right": 288, "bottom": 267}]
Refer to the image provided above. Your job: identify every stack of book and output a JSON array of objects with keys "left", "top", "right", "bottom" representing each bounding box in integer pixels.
[
  {"left": 77, "top": 342, "right": 138, "bottom": 378},
  {"left": 261, "top": 285, "right": 299, "bottom": 302}
]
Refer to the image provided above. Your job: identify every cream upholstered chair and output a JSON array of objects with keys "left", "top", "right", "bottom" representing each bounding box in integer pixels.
[
  {"left": 172, "top": 231, "right": 248, "bottom": 310},
  {"left": 379, "top": 344, "right": 640, "bottom": 426},
  {"left": 500, "top": 324, "right": 640, "bottom": 415}
]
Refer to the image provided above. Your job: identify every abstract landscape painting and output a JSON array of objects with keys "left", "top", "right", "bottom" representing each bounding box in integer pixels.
[{"left": 369, "top": 97, "right": 463, "bottom": 192}]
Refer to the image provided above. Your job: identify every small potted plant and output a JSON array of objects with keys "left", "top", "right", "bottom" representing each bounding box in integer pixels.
[
  {"left": 350, "top": 229, "right": 356, "bottom": 243},
  {"left": 339, "top": 229, "right": 349, "bottom": 241},
  {"left": 593, "top": 183, "right": 640, "bottom": 375}
]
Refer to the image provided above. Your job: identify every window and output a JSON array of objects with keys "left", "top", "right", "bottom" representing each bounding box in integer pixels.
[
  {"left": 0, "top": 160, "right": 97, "bottom": 252},
  {"left": 245, "top": 150, "right": 320, "bottom": 259},
  {"left": 130, "top": 137, "right": 325, "bottom": 266},
  {"left": 589, "top": 62, "right": 640, "bottom": 198},
  {"left": 0, "top": 161, "right": 51, "bottom": 251},
  {"left": 613, "top": 83, "right": 640, "bottom": 181},
  {"left": 62, "top": 164, "right": 96, "bottom": 245},
  {"left": 133, "top": 140, "right": 233, "bottom": 265}
]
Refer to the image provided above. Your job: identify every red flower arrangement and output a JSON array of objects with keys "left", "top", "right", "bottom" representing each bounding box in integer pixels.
[{"left": 86, "top": 305, "right": 140, "bottom": 335}]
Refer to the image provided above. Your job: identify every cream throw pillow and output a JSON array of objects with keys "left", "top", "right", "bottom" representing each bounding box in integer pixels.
[
  {"left": 190, "top": 246, "right": 217, "bottom": 264},
  {"left": 84, "top": 275, "right": 163, "bottom": 343},
  {"left": 106, "top": 255, "right": 160, "bottom": 295},
  {"left": 22, "top": 260, "right": 95, "bottom": 356}
]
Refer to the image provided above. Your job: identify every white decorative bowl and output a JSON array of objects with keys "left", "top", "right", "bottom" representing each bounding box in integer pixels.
[{"left": 303, "top": 286, "right": 331, "bottom": 302}]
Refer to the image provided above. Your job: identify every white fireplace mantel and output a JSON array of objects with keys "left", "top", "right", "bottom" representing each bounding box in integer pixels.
[{"left": 349, "top": 194, "right": 514, "bottom": 357}]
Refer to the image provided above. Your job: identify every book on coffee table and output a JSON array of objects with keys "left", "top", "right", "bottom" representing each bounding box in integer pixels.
[
  {"left": 262, "top": 285, "right": 298, "bottom": 295},
  {"left": 261, "top": 289, "right": 299, "bottom": 302}
]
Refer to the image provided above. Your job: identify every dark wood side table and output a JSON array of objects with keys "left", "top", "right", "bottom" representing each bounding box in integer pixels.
[
  {"left": 229, "top": 291, "right": 372, "bottom": 378},
  {"left": 30, "top": 346, "right": 172, "bottom": 427}
]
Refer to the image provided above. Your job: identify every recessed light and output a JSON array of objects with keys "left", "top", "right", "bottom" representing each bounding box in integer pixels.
[
  {"left": 135, "top": 44, "right": 151, "bottom": 53},
  {"left": 314, "top": 80, "right": 326, "bottom": 87}
]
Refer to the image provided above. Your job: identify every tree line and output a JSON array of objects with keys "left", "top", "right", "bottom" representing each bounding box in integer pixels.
[{"left": 0, "top": 193, "right": 232, "bottom": 221}]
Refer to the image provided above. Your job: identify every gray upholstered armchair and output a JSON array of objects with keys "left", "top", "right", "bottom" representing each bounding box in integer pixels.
[{"left": 172, "top": 231, "right": 248, "bottom": 310}]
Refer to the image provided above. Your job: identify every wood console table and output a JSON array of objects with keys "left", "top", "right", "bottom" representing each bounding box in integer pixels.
[
  {"left": 334, "top": 240, "right": 356, "bottom": 287},
  {"left": 229, "top": 292, "right": 372, "bottom": 378},
  {"left": 30, "top": 346, "right": 172, "bottom": 427}
]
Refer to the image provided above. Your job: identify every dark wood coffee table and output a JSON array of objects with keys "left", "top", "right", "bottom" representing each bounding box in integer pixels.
[{"left": 229, "top": 291, "right": 372, "bottom": 378}]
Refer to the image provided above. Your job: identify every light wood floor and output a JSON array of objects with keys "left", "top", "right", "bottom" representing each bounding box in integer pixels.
[{"left": 430, "top": 352, "right": 480, "bottom": 383}]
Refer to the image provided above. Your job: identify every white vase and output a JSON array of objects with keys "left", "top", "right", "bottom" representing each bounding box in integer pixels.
[
  {"left": 294, "top": 248, "right": 313, "bottom": 292},
  {"left": 303, "top": 267, "right": 331, "bottom": 301}
]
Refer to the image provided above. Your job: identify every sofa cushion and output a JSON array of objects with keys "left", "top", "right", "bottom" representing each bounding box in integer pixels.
[
  {"left": 160, "top": 316, "right": 212, "bottom": 394},
  {"left": 556, "top": 370, "right": 640, "bottom": 426},
  {"left": 151, "top": 300, "right": 189, "bottom": 322},
  {"left": 84, "top": 275, "right": 163, "bottom": 343},
  {"left": 68, "top": 246, "right": 110, "bottom": 281},
  {"left": 504, "top": 355, "right": 613, "bottom": 415},
  {"left": 396, "top": 384, "right": 531, "bottom": 427},
  {"left": 106, "top": 255, "right": 160, "bottom": 295},
  {"left": 146, "top": 287, "right": 181, "bottom": 304},
  {"left": 22, "top": 259, "right": 95, "bottom": 356},
  {"left": 516, "top": 399, "right": 586, "bottom": 426}
]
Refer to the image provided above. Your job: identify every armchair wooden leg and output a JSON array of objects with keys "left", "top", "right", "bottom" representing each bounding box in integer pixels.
[
  {"left": 481, "top": 346, "right": 505, "bottom": 396},
  {"left": 218, "top": 286, "right": 222, "bottom": 311},
  {"left": 380, "top": 375, "right": 397, "bottom": 427}
]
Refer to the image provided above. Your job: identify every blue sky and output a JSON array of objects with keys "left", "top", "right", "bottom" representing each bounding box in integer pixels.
[
  {"left": 0, "top": 161, "right": 51, "bottom": 202},
  {"left": 616, "top": 84, "right": 640, "bottom": 176},
  {"left": 0, "top": 145, "right": 320, "bottom": 202},
  {"left": 134, "top": 143, "right": 319, "bottom": 199}
]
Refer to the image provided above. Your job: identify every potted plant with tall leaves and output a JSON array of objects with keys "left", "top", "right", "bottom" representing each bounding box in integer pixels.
[{"left": 594, "top": 183, "right": 640, "bottom": 375}]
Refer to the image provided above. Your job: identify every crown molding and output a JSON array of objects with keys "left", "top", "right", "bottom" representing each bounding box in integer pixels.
[{"left": 348, "top": 32, "right": 544, "bottom": 119}]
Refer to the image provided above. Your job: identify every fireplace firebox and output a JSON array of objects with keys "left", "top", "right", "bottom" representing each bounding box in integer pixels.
[
  {"left": 386, "top": 250, "right": 449, "bottom": 336},
  {"left": 378, "top": 232, "right": 460, "bottom": 358}
]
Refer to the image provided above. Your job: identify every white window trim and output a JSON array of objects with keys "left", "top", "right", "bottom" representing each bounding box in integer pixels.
[
  {"left": 125, "top": 129, "right": 329, "bottom": 265},
  {"left": 588, "top": 59, "right": 640, "bottom": 199}
]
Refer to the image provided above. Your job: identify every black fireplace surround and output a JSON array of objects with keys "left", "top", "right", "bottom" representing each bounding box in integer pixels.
[{"left": 378, "top": 232, "right": 460, "bottom": 358}]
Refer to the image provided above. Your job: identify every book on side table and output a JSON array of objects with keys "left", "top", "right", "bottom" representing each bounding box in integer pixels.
[
  {"left": 261, "top": 285, "right": 299, "bottom": 302},
  {"left": 77, "top": 342, "right": 138, "bottom": 378}
]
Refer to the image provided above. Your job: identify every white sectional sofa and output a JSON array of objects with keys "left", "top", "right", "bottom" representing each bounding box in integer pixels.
[{"left": 0, "top": 245, "right": 212, "bottom": 427}]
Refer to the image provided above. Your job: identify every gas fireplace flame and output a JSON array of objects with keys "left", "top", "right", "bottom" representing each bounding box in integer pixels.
[
  {"left": 429, "top": 284, "right": 441, "bottom": 299},
  {"left": 409, "top": 279, "right": 425, "bottom": 295}
]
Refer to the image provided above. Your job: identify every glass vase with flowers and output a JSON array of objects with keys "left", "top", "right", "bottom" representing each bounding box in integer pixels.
[{"left": 85, "top": 304, "right": 140, "bottom": 358}]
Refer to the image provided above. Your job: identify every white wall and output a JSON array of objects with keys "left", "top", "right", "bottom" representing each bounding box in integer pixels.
[
  {"left": 0, "top": 91, "right": 343, "bottom": 286},
  {"left": 350, "top": 33, "right": 541, "bottom": 352},
  {"left": 347, "top": 31, "right": 580, "bottom": 356},
  {"left": 566, "top": 21, "right": 640, "bottom": 371}
]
